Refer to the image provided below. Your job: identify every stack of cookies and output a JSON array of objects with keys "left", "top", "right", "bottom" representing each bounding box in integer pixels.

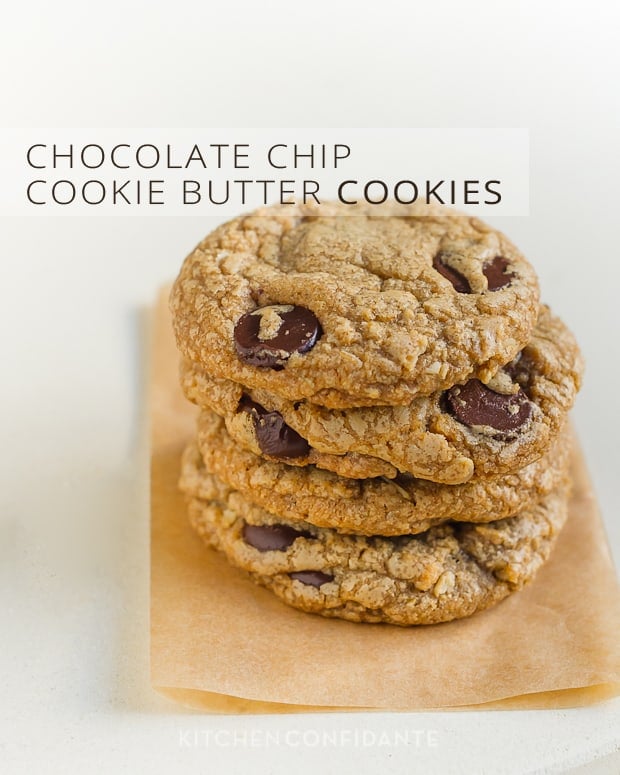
[{"left": 170, "top": 203, "right": 583, "bottom": 626}]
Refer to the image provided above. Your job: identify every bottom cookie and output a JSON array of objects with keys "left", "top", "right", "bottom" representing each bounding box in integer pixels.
[{"left": 186, "top": 473, "right": 570, "bottom": 626}]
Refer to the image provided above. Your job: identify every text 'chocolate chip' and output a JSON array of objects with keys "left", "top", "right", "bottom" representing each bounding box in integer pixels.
[
  {"left": 234, "top": 304, "right": 322, "bottom": 368},
  {"left": 242, "top": 523, "right": 312, "bottom": 552},
  {"left": 239, "top": 395, "right": 310, "bottom": 459},
  {"left": 290, "top": 570, "right": 334, "bottom": 588},
  {"left": 445, "top": 379, "right": 532, "bottom": 432}
]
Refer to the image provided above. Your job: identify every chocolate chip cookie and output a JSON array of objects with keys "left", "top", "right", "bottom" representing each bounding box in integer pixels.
[
  {"left": 170, "top": 202, "right": 540, "bottom": 409},
  {"left": 180, "top": 305, "right": 582, "bottom": 483},
  {"left": 186, "top": 477, "right": 570, "bottom": 625},
  {"left": 181, "top": 416, "right": 571, "bottom": 535},
  {"left": 180, "top": 367, "right": 401, "bottom": 479}
]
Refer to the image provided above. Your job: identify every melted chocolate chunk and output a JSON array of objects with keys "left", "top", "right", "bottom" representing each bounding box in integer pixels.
[
  {"left": 433, "top": 253, "right": 513, "bottom": 293},
  {"left": 444, "top": 379, "right": 532, "bottom": 432},
  {"left": 239, "top": 395, "right": 310, "bottom": 459},
  {"left": 234, "top": 304, "right": 322, "bottom": 368},
  {"left": 483, "top": 255, "right": 513, "bottom": 290},
  {"left": 504, "top": 352, "right": 533, "bottom": 391},
  {"left": 290, "top": 570, "right": 334, "bottom": 588},
  {"left": 242, "top": 523, "right": 312, "bottom": 552},
  {"left": 432, "top": 253, "right": 472, "bottom": 293}
]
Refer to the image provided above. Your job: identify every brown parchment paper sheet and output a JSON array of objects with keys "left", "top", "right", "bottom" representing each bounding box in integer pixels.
[{"left": 150, "top": 287, "right": 620, "bottom": 712}]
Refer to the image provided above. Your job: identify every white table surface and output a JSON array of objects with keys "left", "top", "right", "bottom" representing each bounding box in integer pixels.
[{"left": 2, "top": 1, "right": 620, "bottom": 773}]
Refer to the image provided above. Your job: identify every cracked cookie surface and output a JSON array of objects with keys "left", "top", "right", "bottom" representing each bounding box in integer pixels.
[
  {"left": 186, "top": 476, "right": 570, "bottom": 625},
  {"left": 170, "top": 202, "right": 540, "bottom": 408},
  {"left": 181, "top": 417, "right": 572, "bottom": 535},
  {"left": 180, "top": 305, "right": 583, "bottom": 483}
]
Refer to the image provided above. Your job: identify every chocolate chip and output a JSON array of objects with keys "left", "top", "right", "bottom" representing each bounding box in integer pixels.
[
  {"left": 483, "top": 256, "right": 513, "bottom": 290},
  {"left": 239, "top": 395, "right": 310, "bottom": 459},
  {"left": 504, "top": 352, "right": 533, "bottom": 390},
  {"left": 290, "top": 571, "right": 334, "bottom": 588},
  {"left": 433, "top": 253, "right": 513, "bottom": 293},
  {"left": 234, "top": 304, "right": 322, "bottom": 368},
  {"left": 444, "top": 379, "right": 532, "bottom": 432},
  {"left": 432, "top": 253, "right": 472, "bottom": 293},
  {"left": 242, "top": 523, "right": 312, "bottom": 552}
]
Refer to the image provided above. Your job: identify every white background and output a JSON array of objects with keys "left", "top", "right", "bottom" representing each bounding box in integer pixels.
[{"left": 1, "top": 1, "right": 620, "bottom": 773}]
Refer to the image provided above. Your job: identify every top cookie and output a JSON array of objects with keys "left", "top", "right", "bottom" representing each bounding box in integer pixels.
[{"left": 170, "top": 202, "right": 540, "bottom": 408}]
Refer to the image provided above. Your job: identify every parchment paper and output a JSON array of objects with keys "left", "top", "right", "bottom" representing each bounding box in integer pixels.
[{"left": 150, "top": 288, "right": 620, "bottom": 712}]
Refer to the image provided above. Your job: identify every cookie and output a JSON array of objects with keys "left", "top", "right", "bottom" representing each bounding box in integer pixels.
[
  {"left": 180, "top": 305, "right": 583, "bottom": 483},
  {"left": 170, "top": 201, "right": 540, "bottom": 409},
  {"left": 182, "top": 417, "right": 571, "bottom": 535},
  {"left": 186, "top": 479, "right": 570, "bottom": 625},
  {"left": 180, "top": 368, "right": 400, "bottom": 479}
]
